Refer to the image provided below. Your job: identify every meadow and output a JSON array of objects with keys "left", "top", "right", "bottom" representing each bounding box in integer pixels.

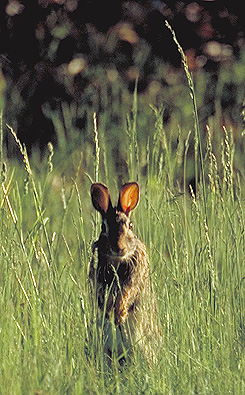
[{"left": 0, "top": 36, "right": 245, "bottom": 394}]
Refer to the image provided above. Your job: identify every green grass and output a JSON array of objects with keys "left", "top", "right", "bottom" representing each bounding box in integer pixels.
[
  {"left": 0, "top": 33, "right": 245, "bottom": 392},
  {"left": 0, "top": 101, "right": 244, "bottom": 394}
]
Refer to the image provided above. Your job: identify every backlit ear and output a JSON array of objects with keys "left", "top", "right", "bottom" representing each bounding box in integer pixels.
[
  {"left": 91, "top": 183, "right": 111, "bottom": 215},
  {"left": 118, "top": 182, "right": 139, "bottom": 216}
]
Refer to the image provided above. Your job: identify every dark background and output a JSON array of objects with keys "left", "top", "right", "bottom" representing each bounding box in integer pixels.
[{"left": 0, "top": 0, "right": 244, "bottom": 149}]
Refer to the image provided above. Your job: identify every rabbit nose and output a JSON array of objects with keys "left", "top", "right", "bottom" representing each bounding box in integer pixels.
[{"left": 110, "top": 232, "right": 126, "bottom": 255}]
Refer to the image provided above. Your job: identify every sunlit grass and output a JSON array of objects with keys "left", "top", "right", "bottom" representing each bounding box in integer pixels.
[
  {"left": 0, "top": 25, "right": 244, "bottom": 393},
  {"left": 0, "top": 95, "right": 244, "bottom": 393}
]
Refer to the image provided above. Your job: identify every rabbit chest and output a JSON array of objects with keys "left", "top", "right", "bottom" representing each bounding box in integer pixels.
[
  {"left": 96, "top": 253, "right": 136, "bottom": 312},
  {"left": 92, "top": 238, "right": 149, "bottom": 322}
]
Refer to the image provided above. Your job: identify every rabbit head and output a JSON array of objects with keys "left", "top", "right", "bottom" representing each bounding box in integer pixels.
[{"left": 91, "top": 182, "right": 139, "bottom": 259}]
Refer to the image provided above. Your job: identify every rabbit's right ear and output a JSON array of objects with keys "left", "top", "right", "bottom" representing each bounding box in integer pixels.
[
  {"left": 91, "top": 183, "right": 111, "bottom": 215},
  {"left": 118, "top": 182, "right": 139, "bottom": 216}
]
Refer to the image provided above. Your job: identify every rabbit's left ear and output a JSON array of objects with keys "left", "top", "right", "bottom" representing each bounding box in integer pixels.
[{"left": 118, "top": 182, "right": 139, "bottom": 216}]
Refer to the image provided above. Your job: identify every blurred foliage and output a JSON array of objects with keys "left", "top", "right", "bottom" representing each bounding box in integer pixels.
[{"left": 0, "top": 0, "right": 244, "bottom": 156}]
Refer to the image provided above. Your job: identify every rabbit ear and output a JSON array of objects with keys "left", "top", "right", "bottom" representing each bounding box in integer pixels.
[
  {"left": 91, "top": 183, "right": 111, "bottom": 215},
  {"left": 118, "top": 182, "right": 139, "bottom": 216}
]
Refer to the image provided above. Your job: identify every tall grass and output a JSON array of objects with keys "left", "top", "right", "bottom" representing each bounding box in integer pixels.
[{"left": 0, "top": 32, "right": 244, "bottom": 395}]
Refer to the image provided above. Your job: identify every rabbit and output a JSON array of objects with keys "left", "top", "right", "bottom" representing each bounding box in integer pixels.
[{"left": 89, "top": 182, "right": 161, "bottom": 363}]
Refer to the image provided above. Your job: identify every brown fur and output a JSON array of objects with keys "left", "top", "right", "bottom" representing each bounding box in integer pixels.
[
  {"left": 90, "top": 233, "right": 149, "bottom": 325},
  {"left": 89, "top": 182, "right": 161, "bottom": 362}
]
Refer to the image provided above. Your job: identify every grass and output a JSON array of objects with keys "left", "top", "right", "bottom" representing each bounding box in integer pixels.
[{"left": 0, "top": 35, "right": 245, "bottom": 394}]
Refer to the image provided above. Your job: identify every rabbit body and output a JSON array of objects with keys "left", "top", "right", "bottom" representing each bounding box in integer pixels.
[
  {"left": 91, "top": 217, "right": 149, "bottom": 325},
  {"left": 90, "top": 182, "right": 156, "bottom": 360}
]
